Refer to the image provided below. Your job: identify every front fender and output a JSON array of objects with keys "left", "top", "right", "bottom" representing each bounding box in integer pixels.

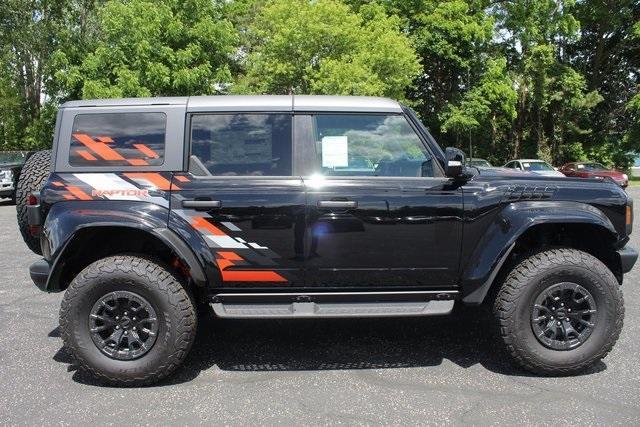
[{"left": 461, "top": 201, "right": 618, "bottom": 304}]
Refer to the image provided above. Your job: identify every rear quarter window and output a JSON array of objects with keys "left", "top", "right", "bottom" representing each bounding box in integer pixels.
[{"left": 69, "top": 112, "right": 166, "bottom": 166}]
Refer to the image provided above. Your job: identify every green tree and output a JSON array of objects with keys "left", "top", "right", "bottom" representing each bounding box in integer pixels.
[
  {"left": 0, "top": 0, "right": 71, "bottom": 149},
  {"left": 440, "top": 58, "right": 517, "bottom": 163},
  {"left": 383, "top": 0, "right": 495, "bottom": 139},
  {"left": 54, "top": 0, "right": 238, "bottom": 98},
  {"left": 233, "top": 0, "right": 420, "bottom": 100},
  {"left": 569, "top": 0, "right": 640, "bottom": 168},
  {"left": 493, "top": 0, "right": 603, "bottom": 163}
]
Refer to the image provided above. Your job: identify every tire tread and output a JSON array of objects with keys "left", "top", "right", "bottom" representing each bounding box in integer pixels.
[
  {"left": 59, "top": 255, "right": 197, "bottom": 386},
  {"left": 494, "top": 248, "right": 624, "bottom": 375}
]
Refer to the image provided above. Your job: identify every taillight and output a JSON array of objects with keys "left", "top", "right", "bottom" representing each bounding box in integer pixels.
[{"left": 27, "top": 194, "right": 38, "bottom": 206}]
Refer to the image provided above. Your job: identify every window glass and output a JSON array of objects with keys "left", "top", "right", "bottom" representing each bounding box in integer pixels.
[
  {"left": 191, "top": 114, "right": 292, "bottom": 176},
  {"left": 312, "top": 114, "right": 435, "bottom": 177},
  {"left": 69, "top": 113, "right": 166, "bottom": 166},
  {"left": 523, "top": 161, "right": 553, "bottom": 171}
]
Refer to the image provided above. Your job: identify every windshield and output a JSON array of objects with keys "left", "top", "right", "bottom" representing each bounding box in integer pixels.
[
  {"left": 577, "top": 163, "right": 607, "bottom": 171},
  {"left": 470, "top": 159, "right": 491, "bottom": 167},
  {"left": 522, "top": 161, "right": 553, "bottom": 171},
  {"left": 0, "top": 151, "right": 27, "bottom": 165}
]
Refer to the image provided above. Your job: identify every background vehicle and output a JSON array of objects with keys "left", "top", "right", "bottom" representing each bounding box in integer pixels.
[
  {"left": 504, "top": 159, "right": 565, "bottom": 177},
  {"left": 22, "top": 96, "right": 636, "bottom": 385},
  {"left": 560, "top": 162, "right": 628, "bottom": 188},
  {"left": 0, "top": 151, "right": 33, "bottom": 202},
  {"left": 468, "top": 158, "right": 492, "bottom": 168}
]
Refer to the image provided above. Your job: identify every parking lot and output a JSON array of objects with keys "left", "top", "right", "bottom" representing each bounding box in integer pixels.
[{"left": 1, "top": 190, "right": 640, "bottom": 425}]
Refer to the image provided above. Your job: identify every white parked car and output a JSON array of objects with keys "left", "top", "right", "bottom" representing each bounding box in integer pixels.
[{"left": 503, "top": 159, "right": 565, "bottom": 177}]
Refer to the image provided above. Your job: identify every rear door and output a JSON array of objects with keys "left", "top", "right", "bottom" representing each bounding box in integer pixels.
[
  {"left": 297, "top": 112, "right": 463, "bottom": 288},
  {"left": 169, "top": 112, "right": 306, "bottom": 288}
]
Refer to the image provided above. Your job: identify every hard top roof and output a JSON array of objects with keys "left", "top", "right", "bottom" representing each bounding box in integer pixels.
[{"left": 61, "top": 95, "right": 403, "bottom": 113}]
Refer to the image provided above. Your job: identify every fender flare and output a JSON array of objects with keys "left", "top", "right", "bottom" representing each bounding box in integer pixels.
[
  {"left": 43, "top": 201, "right": 208, "bottom": 291},
  {"left": 461, "top": 200, "right": 618, "bottom": 305}
]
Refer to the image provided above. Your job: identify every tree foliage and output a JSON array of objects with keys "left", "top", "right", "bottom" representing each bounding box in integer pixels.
[
  {"left": 233, "top": 0, "right": 420, "bottom": 100},
  {"left": 53, "top": 0, "right": 238, "bottom": 99},
  {"left": 0, "top": 0, "right": 638, "bottom": 168}
]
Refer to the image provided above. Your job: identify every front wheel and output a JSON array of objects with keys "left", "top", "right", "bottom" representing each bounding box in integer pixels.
[
  {"left": 494, "top": 248, "right": 624, "bottom": 375},
  {"left": 59, "top": 255, "right": 197, "bottom": 386}
]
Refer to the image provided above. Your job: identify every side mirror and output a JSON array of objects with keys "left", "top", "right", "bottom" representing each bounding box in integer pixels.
[{"left": 444, "top": 147, "right": 465, "bottom": 178}]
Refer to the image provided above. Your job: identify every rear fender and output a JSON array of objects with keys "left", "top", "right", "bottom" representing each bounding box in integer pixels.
[
  {"left": 43, "top": 201, "right": 209, "bottom": 291},
  {"left": 461, "top": 201, "right": 618, "bottom": 304}
]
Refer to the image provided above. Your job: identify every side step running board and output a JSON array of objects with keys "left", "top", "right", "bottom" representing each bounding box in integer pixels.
[{"left": 210, "top": 291, "right": 457, "bottom": 319}]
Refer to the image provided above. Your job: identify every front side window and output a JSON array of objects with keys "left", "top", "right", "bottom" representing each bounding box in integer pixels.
[
  {"left": 69, "top": 113, "right": 166, "bottom": 166},
  {"left": 311, "top": 114, "right": 435, "bottom": 177},
  {"left": 191, "top": 114, "right": 292, "bottom": 176}
]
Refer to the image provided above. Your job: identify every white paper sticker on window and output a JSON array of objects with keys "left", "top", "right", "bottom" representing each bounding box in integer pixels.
[
  {"left": 522, "top": 162, "right": 530, "bottom": 168},
  {"left": 321, "top": 136, "right": 348, "bottom": 168},
  {"left": 577, "top": 164, "right": 584, "bottom": 169}
]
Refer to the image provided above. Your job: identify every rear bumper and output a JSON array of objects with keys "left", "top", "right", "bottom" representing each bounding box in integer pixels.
[
  {"left": 29, "top": 259, "right": 50, "bottom": 291},
  {"left": 618, "top": 246, "right": 638, "bottom": 274}
]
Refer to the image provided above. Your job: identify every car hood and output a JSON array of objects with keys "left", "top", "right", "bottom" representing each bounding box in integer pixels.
[
  {"left": 529, "top": 170, "right": 565, "bottom": 177},
  {"left": 474, "top": 167, "right": 530, "bottom": 176}
]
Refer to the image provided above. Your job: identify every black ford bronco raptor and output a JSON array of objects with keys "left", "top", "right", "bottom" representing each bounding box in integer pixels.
[{"left": 19, "top": 95, "right": 637, "bottom": 385}]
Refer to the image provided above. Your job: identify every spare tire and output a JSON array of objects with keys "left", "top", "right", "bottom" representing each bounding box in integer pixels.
[{"left": 16, "top": 150, "right": 51, "bottom": 255}]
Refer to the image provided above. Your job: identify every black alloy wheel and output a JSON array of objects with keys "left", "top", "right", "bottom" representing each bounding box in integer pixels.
[
  {"left": 89, "top": 290, "right": 159, "bottom": 360},
  {"left": 530, "top": 282, "right": 597, "bottom": 350}
]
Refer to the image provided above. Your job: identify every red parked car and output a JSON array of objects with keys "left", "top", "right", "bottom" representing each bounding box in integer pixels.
[{"left": 559, "top": 162, "right": 628, "bottom": 188}]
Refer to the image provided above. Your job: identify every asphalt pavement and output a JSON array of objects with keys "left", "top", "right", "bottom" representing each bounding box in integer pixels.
[{"left": 1, "top": 190, "right": 640, "bottom": 425}]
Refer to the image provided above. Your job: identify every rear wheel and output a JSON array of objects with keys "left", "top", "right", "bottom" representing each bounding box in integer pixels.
[
  {"left": 16, "top": 150, "right": 51, "bottom": 254},
  {"left": 59, "top": 255, "right": 197, "bottom": 386},
  {"left": 494, "top": 248, "right": 624, "bottom": 375}
]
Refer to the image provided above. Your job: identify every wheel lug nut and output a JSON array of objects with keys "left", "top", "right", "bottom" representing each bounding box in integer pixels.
[
  {"left": 115, "top": 316, "right": 119, "bottom": 320},
  {"left": 124, "top": 331, "right": 128, "bottom": 335},
  {"left": 124, "top": 312, "right": 128, "bottom": 316},
  {"left": 133, "top": 327, "right": 136, "bottom": 331},
  {"left": 115, "top": 325, "right": 120, "bottom": 329},
  {"left": 561, "top": 303, "right": 564, "bottom": 307},
  {"left": 133, "top": 317, "right": 136, "bottom": 321},
  {"left": 557, "top": 322, "right": 561, "bottom": 326}
]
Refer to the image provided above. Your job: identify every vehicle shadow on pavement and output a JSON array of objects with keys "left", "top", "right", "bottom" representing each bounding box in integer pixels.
[{"left": 50, "top": 305, "right": 606, "bottom": 387}]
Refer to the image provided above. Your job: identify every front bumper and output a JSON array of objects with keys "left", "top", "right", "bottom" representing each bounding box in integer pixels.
[
  {"left": 618, "top": 246, "right": 638, "bottom": 274},
  {"left": 29, "top": 259, "right": 50, "bottom": 291}
]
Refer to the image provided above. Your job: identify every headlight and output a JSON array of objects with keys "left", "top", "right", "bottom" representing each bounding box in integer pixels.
[{"left": 0, "top": 170, "right": 13, "bottom": 181}]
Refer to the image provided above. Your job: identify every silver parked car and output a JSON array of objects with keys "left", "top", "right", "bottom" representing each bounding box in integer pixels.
[{"left": 503, "top": 159, "right": 565, "bottom": 177}]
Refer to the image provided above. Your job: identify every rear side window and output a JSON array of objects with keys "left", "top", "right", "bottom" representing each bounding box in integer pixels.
[
  {"left": 69, "top": 113, "right": 166, "bottom": 166},
  {"left": 190, "top": 114, "right": 292, "bottom": 176}
]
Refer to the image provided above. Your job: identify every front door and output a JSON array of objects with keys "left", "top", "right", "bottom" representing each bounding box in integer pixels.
[
  {"left": 298, "top": 113, "right": 463, "bottom": 288},
  {"left": 169, "top": 112, "right": 306, "bottom": 288}
]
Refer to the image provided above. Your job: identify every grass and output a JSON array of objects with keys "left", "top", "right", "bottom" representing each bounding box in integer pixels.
[{"left": 628, "top": 177, "right": 640, "bottom": 187}]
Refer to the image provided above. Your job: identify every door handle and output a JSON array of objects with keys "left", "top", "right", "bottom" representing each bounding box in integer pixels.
[
  {"left": 182, "top": 200, "right": 221, "bottom": 210},
  {"left": 317, "top": 200, "right": 357, "bottom": 209}
]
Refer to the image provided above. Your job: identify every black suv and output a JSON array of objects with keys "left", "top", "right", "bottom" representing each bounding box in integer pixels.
[{"left": 21, "top": 95, "right": 637, "bottom": 385}]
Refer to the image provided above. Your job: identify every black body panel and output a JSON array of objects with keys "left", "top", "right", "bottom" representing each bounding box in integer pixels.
[
  {"left": 29, "top": 103, "right": 636, "bottom": 305},
  {"left": 169, "top": 174, "right": 306, "bottom": 287},
  {"left": 304, "top": 177, "right": 463, "bottom": 288}
]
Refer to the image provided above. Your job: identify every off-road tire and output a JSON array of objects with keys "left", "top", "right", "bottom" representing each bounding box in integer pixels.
[
  {"left": 494, "top": 248, "right": 624, "bottom": 375},
  {"left": 16, "top": 150, "right": 51, "bottom": 254},
  {"left": 60, "top": 255, "right": 197, "bottom": 386}
]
